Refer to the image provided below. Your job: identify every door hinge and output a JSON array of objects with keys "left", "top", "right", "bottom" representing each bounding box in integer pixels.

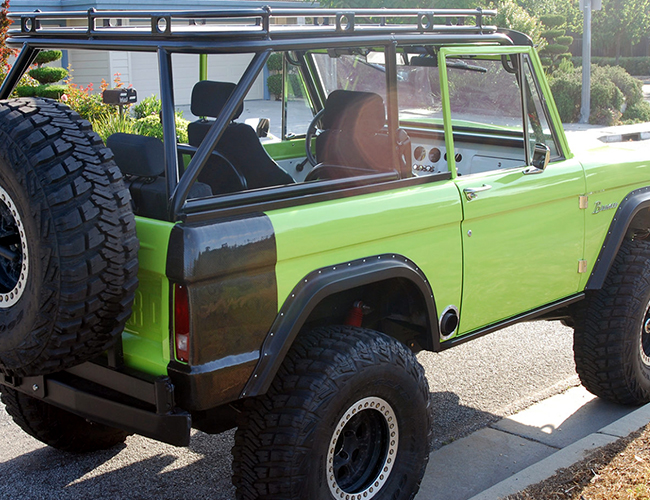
[
  {"left": 578, "top": 260, "right": 587, "bottom": 273},
  {"left": 579, "top": 196, "right": 589, "bottom": 210}
]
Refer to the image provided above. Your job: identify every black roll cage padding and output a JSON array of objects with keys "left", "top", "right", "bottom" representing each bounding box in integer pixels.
[
  {"left": 586, "top": 186, "right": 650, "bottom": 291},
  {"left": 1, "top": 14, "right": 516, "bottom": 221},
  {"left": 240, "top": 254, "right": 439, "bottom": 399}
]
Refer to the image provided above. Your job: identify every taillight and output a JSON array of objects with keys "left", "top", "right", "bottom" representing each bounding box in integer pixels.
[{"left": 174, "top": 284, "right": 190, "bottom": 363}]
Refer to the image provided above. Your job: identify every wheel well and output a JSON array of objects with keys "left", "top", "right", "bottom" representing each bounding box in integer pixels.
[
  {"left": 300, "top": 277, "right": 435, "bottom": 352},
  {"left": 629, "top": 206, "right": 650, "bottom": 237}
]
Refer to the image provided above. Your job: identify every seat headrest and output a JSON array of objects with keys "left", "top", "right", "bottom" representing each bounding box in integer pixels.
[
  {"left": 322, "top": 90, "right": 386, "bottom": 132},
  {"left": 190, "top": 80, "right": 244, "bottom": 120},
  {"left": 107, "top": 133, "right": 164, "bottom": 178}
]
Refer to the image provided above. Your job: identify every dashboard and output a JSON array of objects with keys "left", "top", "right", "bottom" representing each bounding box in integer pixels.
[{"left": 408, "top": 130, "right": 525, "bottom": 177}]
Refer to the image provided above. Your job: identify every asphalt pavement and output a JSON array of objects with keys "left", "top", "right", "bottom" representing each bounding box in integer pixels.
[{"left": 0, "top": 321, "right": 579, "bottom": 500}]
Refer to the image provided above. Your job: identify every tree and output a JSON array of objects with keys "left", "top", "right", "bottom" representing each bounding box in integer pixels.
[
  {"left": 592, "top": 0, "right": 650, "bottom": 63},
  {"left": 538, "top": 14, "right": 573, "bottom": 72},
  {"left": 481, "top": 0, "right": 545, "bottom": 49},
  {"left": 516, "top": 0, "right": 583, "bottom": 34}
]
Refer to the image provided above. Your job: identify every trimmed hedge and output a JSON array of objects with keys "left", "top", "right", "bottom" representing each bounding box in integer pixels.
[
  {"left": 267, "top": 52, "right": 283, "bottom": 72},
  {"left": 34, "top": 50, "right": 62, "bottom": 66},
  {"left": 14, "top": 84, "right": 68, "bottom": 99},
  {"left": 572, "top": 56, "right": 650, "bottom": 76},
  {"left": 36, "top": 84, "right": 68, "bottom": 99},
  {"left": 28, "top": 66, "right": 68, "bottom": 84}
]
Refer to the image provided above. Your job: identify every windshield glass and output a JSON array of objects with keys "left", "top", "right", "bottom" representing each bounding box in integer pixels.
[{"left": 311, "top": 52, "right": 387, "bottom": 100}]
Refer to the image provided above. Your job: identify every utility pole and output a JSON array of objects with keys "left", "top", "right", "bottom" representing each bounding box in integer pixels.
[
  {"left": 579, "top": 0, "right": 601, "bottom": 124},
  {"left": 580, "top": 0, "right": 592, "bottom": 123}
]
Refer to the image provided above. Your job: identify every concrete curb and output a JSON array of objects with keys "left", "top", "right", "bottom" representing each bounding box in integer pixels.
[
  {"left": 468, "top": 403, "right": 650, "bottom": 500},
  {"left": 598, "top": 130, "right": 650, "bottom": 143}
]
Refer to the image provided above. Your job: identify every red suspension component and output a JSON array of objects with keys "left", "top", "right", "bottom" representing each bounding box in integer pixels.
[{"left": 344, "top": 300, "right": 365, "bottom": 327}]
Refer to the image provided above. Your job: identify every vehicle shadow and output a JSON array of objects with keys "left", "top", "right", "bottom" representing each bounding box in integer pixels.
[
  {"left": 1, "top": 389, "right": 636, "bottom": 500},
  {"left": 0, "top": 390, "right": 493, "bottom": 500}
]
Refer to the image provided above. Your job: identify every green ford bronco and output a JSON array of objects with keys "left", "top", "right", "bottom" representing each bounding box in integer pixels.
[{"left": 0, "top": 7, "right": 649, "bottom": 500}]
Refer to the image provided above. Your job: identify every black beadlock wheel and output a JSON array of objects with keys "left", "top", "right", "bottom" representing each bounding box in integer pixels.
[
  {"left": 0, "top": 385, "right": 130, "bottom": 452},
  {"left": 232, "top": 326, "right": 432, "bottom": 500},
  {"left": 574, "top": 238, "right": 650, "bottom": 405},
  {"left": 0, "top": 97, "right": 138, "bottom": 376}
]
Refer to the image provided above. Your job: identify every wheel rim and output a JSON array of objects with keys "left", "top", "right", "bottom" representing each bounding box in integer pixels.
[
  {"left": 326, "top": 397, "right": 398, "bottom": 500},
  {"left": 0, "top": 185, "right": 28, "bottom": 308},
  {"left": 640, "top": 303, "right": 650, "bottom": 367}
]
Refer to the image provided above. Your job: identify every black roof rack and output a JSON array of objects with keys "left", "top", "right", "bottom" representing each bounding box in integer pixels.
[{"left": 8, "top": 7, "right": 498, "bottom": 43}]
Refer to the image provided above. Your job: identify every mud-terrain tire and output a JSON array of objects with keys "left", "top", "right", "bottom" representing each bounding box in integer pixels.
[
  {"left": 0, "top": 385, "right": 129, "bottom": 452},
  {"left": 0, "top": 98, "right": 138, "bottom": 376},
  {"left": 232, "top": 325, "right": 432, "bottom": 500},
  {"left": 574, "top": 238, "right": 650, "bottom": 405}
]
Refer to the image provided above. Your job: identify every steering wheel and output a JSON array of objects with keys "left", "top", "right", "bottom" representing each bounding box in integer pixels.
[{"left": 305, "top": 108, "right": 326, "bottom": 166}]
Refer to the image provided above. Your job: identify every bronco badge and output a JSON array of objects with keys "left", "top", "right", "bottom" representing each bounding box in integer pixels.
[{"left": 593, "top": 201, "right": 618, "bottom": 214}]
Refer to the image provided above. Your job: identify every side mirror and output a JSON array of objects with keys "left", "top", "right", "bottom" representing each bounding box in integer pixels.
[
  {"left": 244, "top": 117, "right": 270, "bottom": 138},
  {"left": 532, "top": 143, "right": 550, "bottom": 170},
  {"left": 524, "top": 143, "right": 550, "bottom": 175}
]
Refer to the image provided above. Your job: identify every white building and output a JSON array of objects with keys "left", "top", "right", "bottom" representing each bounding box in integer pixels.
[{"left": 9, "top": 1, "right": 312, "bottom": 112}]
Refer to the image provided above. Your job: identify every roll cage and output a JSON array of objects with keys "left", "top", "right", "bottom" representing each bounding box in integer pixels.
[{"left": 0, "top": 7, "right": 522, "bottom": 221}]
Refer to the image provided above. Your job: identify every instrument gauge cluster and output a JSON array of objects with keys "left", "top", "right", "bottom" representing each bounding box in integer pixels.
[{"left": 411, "top": 143, "right": 447, "bottom": 175}]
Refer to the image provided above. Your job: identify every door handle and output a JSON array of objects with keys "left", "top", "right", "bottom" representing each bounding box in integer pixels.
[{"left": 463, "top": 184, "right": 492, "bottom": 201}]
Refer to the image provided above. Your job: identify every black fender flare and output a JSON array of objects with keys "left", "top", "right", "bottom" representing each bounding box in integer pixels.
[
  {"left": 240, "top": 253, "right": 439, "bottom": 398},
  {"left": 587, "top": 186, "right": 650, "bottom": 291}
]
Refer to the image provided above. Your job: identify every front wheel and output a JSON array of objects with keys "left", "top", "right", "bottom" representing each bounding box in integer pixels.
[
  {"left": 232, "top": 326, "right": 432, "bottom": 500},
  {"left": 574, "top": 238, "right": 650, "bottom": 405}
]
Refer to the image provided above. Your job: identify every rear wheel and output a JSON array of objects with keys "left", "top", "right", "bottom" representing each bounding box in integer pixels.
[
  {"left": 232, "top": 325, "right": 432, "bottom": 500},
  {"left": 574, "top": 238, "right": 650, "bottom": 404},
  {"left": 0, "top": 385, "right": 130, "bottom": 452}
]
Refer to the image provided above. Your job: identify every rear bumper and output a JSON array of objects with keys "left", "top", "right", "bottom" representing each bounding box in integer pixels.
[{"left": 0, "top": 362, "right": 191, "bottom": 447}]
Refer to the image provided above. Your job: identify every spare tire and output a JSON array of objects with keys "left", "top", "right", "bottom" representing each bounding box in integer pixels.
[{"left": 0, "top": 98, "right": 138, "bottom": 376}]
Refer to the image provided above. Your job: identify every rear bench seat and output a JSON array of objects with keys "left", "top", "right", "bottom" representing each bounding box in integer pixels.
[{"left": 107, "top": 133, "right": 211, "bottom": 220}]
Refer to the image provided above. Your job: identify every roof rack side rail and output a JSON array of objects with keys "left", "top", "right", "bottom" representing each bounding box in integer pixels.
[{"left": 8, "top": 7, "right": 496, "bottom": 41}]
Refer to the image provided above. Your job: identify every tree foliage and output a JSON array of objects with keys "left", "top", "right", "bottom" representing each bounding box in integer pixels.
[
  {"left": 592, "top": 0, "right": 650, "bottom": 61},
  {"left": 489, "top": 0, "right": 545, "bottom": 49}
]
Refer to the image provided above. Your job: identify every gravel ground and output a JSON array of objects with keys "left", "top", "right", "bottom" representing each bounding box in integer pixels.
[{"left": 0, "top": 320, "right": 578, "bottom": 500}]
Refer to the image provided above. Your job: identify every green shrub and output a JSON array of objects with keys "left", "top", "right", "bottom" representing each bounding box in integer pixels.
[
  {"left": 267, "top": 52, "right": 283, "bottom": 72},
  {"left": 267, "top": 73, "right": 282, "bottom": 98},
  {"left": 572, "top": 57, "right": 650, "bottom": 76},
  {"left": 174, "top": 114, "right": 190, "bottom": 144},
  {"left": 34, "top": 50, "right": 62, "bottom": 66},
  {"left": 133, "top": 94, "right": 162, "bottom": 119},
  {"left": 589, "top": 107, "right": 620, "bottom": 126},
  {"left": 28, "top": 66, "right": 68, "bottom": 84},
  {"left": 556, "top": 36, "right": 574, "bottom": 47},
  {"left": 92, "top": 114, "right": 139, "bottom": 143},
  {"left": 36, "top": 84, "right": 68, "bottom": 99},
  {"left": 549, "top": 64, "right": 647, "bottom": 125},
  {"left": 549, "top": 75, "right": 581, "bottom": 122},
  {"left": 288, "top": 73, "right": 304, "bottom": 98},
  {"left": 539, "top": 14, "right": 565, "bottom": 28},
  {"left": 134, "top": 114, "right": 162, "bottom": 139},
  {"left": 14, "top": 85, "right": 36, "bottom": 97},
  {"left": 622, "top": 101, "right": 650, "bottom": 123},
  {"left": 134, "top": 112, "right": 189, "bottom": 143},
  {"left": 541, "top": 29, "right": 564, "bottom": 39}
]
